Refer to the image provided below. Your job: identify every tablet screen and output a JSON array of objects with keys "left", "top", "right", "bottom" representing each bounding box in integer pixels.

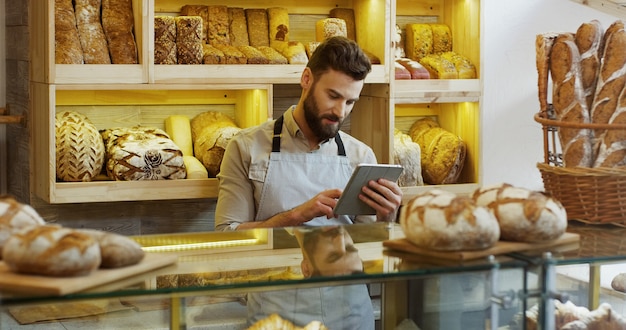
[{"left": 334, "top": 164, "right": 404, "bottom": 215}]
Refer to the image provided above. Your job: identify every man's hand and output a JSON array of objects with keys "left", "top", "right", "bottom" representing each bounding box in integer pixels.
[
  {"left": 359, "top": 178, "right": 403, "bottom": 222},
  {"left": 290, "top": 189, "right": 343, "bottom": 224}
]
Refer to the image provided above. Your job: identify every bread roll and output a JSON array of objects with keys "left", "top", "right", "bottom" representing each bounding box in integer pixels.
[
  {"left": 245, "top": 9, "right": 270, "bottom": 47},
  {"left": 55, "top": 0, "right": 84, "bottom": 64},
  {"left": 400, "top": 189, "right": 500, "bottom": 251},
  {"left": 329, "top": 8, "right": 356, "bottom": 40},
  {"left": 228, "top": 7, "right": 249, "bottom": 47},
  {"left": 180, "top": 5, "right": 208, "bottom": 43},
  {"left": 77, "top": 229, "right": 144, "bottom": 268},
  {"left": 74, "top": 0, "right": 111, "bottom": 64},
  {"left": 101, "top": 0, "right": 138, "bottom": 64},
  {"left": 55, "top": 111, "right": 106, "bottom": 182},
  {"left": 409, "top": 118, "right": 466, "bottom": 184},
  {"left": 393, "top": 129, "right": 423, "bottom": 186},
  {"left": 473, "top": 183, "right": 567, "bottom": 242},
  {"left": 550, "top": 34, "right": 594, "bottom": 167},
  {"left": 191, "top": 112, "right": 241, "bottom": 177},
  {"left": 612, "top": 273, "right": 626, "bottom": 293},
  {"left": 3, "top": 225, "right": 101, "bottom": 277},
  {"left": 0, "top": 195, "right": 46, "bottom": 258}
]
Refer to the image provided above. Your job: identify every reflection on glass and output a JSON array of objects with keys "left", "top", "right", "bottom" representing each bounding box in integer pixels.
[{"left": 295, "top": 225, "right": 364, "bottom": 277}]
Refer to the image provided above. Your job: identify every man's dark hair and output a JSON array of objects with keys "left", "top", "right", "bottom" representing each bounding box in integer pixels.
[{"left": 306, "top": 36, "right": 372, "bottom": 81}]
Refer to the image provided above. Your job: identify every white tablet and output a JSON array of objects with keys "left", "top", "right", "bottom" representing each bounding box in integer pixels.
[{"left": 334, "top": 164, "right": 404, "bottom": 215}]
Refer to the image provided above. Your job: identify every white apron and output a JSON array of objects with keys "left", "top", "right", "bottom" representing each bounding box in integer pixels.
[{"left": 247, "top": 116, "right": 375, "bottom": 329}]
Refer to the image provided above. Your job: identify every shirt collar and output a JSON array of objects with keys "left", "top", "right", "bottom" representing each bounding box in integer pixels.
[{"left": 283, "top": 107, "right": 333, "bottom": 148}]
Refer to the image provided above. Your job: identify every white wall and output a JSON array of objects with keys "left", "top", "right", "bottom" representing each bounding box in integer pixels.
[{"left": 482, "top": 0, "right": 618, "bottom": 190}]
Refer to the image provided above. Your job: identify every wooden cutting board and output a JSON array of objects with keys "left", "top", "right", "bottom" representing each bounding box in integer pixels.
[
  {"left": 383, "top": 232, "right": 580, "bottom": 261},
  {"left": 0, "top": 253, "right": 178, "bottom": 296}
]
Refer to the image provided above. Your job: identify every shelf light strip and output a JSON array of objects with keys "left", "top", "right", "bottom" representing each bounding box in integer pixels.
[{"left": 141, "top": 238, "right": 260, "bottom": 252}]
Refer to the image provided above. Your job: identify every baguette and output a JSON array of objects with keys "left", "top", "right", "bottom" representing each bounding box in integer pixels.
[
  {"left": 74, "top": 0, "right": 111, "bottom": 64},
  {"left": 549, "top": 34, "right": 594, "bottom": 167},
  {"left": 535, "top": 32, "right": 559, "bottom": 112},
  {"left": 101, "top": 0, "right": 138, "bottom": 64},
  {"left": 575, "top": 20, "right": 604, "bottom": 111},
  {"left": 55, "top": 0, "right": 84, "bottom": 64},
  {"left": 591, "top": 21, "right": 626, "bottom": 167}
]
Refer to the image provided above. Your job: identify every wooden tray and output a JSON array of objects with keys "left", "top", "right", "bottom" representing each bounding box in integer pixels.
[
  {"left": 383, "top": 232, "right": 580, "bottom": 261},
  {"left": 0, "top": 253, "right": 178, "bottom": 296}
]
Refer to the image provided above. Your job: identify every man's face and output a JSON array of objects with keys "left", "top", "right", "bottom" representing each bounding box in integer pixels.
[
  {"left": 303, "top": 69, "right": 364, "bottom": 142},
  {"left": 305, "top": 226, "right": 363, "bottom": 277}
]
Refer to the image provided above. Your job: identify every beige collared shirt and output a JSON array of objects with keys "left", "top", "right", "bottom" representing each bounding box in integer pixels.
[{"left": 215, "top": 107, "right": 377, "bottom": 231}]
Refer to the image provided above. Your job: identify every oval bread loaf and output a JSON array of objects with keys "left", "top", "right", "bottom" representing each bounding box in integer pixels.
[
  {"left": 78, "top": 229, "right": 145, "bottom": 268},
  {"left": 400, "top": 189, "right": 500, "bottom": 251},
  {"left": 473, "top": 183, "right": 567, "bottom": 242},
  {"left": 2, "top": 225, "right": 101, "bottom": 277},
  {"left": 0, "top": 195, "right": 46, "bottom": 257},
  {"left": 393, "top": 129, "right": 423, "bottom": 186},
  {"left": 55, "top": 111, "right": 106, "bottom": 182},
  {"left": 191, "top": 111, "right": 241, "bottom": 177}
]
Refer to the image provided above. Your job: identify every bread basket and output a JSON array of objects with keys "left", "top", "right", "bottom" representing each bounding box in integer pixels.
[{"left": 535, "top": 106, "right": 626, "bottom": 227}]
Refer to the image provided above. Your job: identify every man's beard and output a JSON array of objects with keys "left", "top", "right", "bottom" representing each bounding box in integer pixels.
[{"left": 303, "top": 89, "right": 342, "bottom": 142}]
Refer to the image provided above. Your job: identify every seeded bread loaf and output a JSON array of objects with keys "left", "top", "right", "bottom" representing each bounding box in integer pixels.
[
  {"left": 257, "top": 46, "right": 288, "bottom": 64},
  {"left": 441, "top": 51, "right": 476, "bottom": 79},
  {"left": 238, "top": 45, "right": 270, "bottom": 64},
  {"left": 214, "top": 44, "right": 247, "bottom": 64},
  {"left": 207, "top": 5, "right": 230, "bottom": 46},
  {"left": 246, "top": 9, "right": 270, "bottom": 47},
  {"left": 431, "top": 24, "right": 452, "bottom": 54},
  {"left": 180, "top": 5, "right": 208, "bottom": 43},
  {"left": 228, "top": 7, "right": 249, "bottom": 47},
  {"left": 315, "top": 18, "right": 347, "bottom": 42},
  {"left": 329, "top": 8, "right": 356, "bottom": 40},
  {"left": 405, "top": 23, "right": 432, "bottom": 61},
  {"left": 419, "top": 54, "right": 458, "bottom": 79}
]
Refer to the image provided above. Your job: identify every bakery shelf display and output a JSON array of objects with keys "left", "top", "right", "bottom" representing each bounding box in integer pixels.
[
  {"left": 33, "top": 84, "right": 270, "bottom": 203},
  {"left": 32, "top": 0, "right": 482, "bottom": 203}
]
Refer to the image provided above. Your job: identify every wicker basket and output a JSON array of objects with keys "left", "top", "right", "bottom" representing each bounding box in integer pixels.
[{"left": 535, "top": 108, "right": 626, "bottom": 227}]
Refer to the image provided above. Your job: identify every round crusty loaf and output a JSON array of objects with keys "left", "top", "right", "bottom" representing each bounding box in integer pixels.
[
  {"left": 400, "top": 189, "right": 500, "bottom": 251},
  {"left": 2, "top": 225, "right": 101, "bottom": 277},
  {"left": 55, "top": 111, "right": 106, "bottom": 182},
  {"left": 191, "top": 111, "right": 241, "bottom": 177},
  {"left": 409, "top": 118, "right": 466, "bottom": 185},
  {"left": 473, "top": 183, "right": 567, "bottom": 242},
  {"left": 78, "top": 229, "right": 145, "bottom": 268},
  {"left": 0, "top": 195, "right": 46, "bottom": 258}
]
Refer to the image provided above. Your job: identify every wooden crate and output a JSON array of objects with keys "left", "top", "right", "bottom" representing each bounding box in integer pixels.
[
  {"left": 31, "top": 0, "right": 148, "bottom": 84},
  {"left": 32, "top": 83, "right": 271, "bottom": 204},
  {"left": 151, "top": 0, "right": 390, "bottom": 84}
]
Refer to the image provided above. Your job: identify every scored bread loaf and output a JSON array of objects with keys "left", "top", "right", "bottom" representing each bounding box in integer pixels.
[
  {"left": 74, "top": 0, "right": 111, "bottom": 64},
  {"left": 409, "top": 118, "right": 466, "bottom": 184},
  {"left": 591, "top": 21, "right": 626, "bottom": 167},
  {"left": 0, "top": 195, "right": 46, "bottom": 258},
  {"left": 191, "top": 112, "right": 241, "bottom": 177},
  {"left": 175, "top": 16, "right": 203, "bottom": 64},
  {"left": 77, "top": 229, "right": 145, "bottom": 268},
  {"left": 101, "top": 0, "right": 138, "bottom": 64},
  {"left": 330, "top": 8, "right": 356, "bottom": 40},
  {"left": 228, "top": 7, "right": 249, "bottom": 47},
  {"left": 3, "top": 225, "right": 101, "bottom": 277},
  {"left": 315, "top": 18, "right": 347, "bottom": 42},
  {"left": 400, "top": 189, "right": 500, "bottom": 251},
  {"left": 268, "top": 7, "right": 290, "bottom": 49},
  {"left": 180, "top": 5, "right": 208, "bottom": 43},
  {"left": 154, "top": 16, "right": 177, "bottom": 64},
  {"left": 55, "top": 0, "right": 84, "bottom": 64},
  {"left": 101, "top": 126, "right": 186, "bottom": 180},
  {"left": 550, "top": 34, "right": 594, "bottom": 167},
  {"left": 393, "top": 129, "right": 423, "bottom": 186},
  {"left": 55, "top": 111, "right": 106, "bottom": 182},
  {"left": 246, "top": 9, "right": 270, "bottom": 47},
  {"left": 473, "top": 183, "right": 567, "bottom": 242}
]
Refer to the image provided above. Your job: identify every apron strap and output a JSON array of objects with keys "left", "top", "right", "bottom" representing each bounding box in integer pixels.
[{"left": 272, "top": 114, "right": 346, "bottom": 156}]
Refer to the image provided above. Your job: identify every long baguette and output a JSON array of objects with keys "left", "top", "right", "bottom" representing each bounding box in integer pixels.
[
  {"left": 536, "top": 32, "right": 559, "bottom": 112},
  {"left": 549, "top": 34, "right": 594, "bottom": 167},
  {"left": 574, "top": 20, "right": 604, "bottom": 111}
]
